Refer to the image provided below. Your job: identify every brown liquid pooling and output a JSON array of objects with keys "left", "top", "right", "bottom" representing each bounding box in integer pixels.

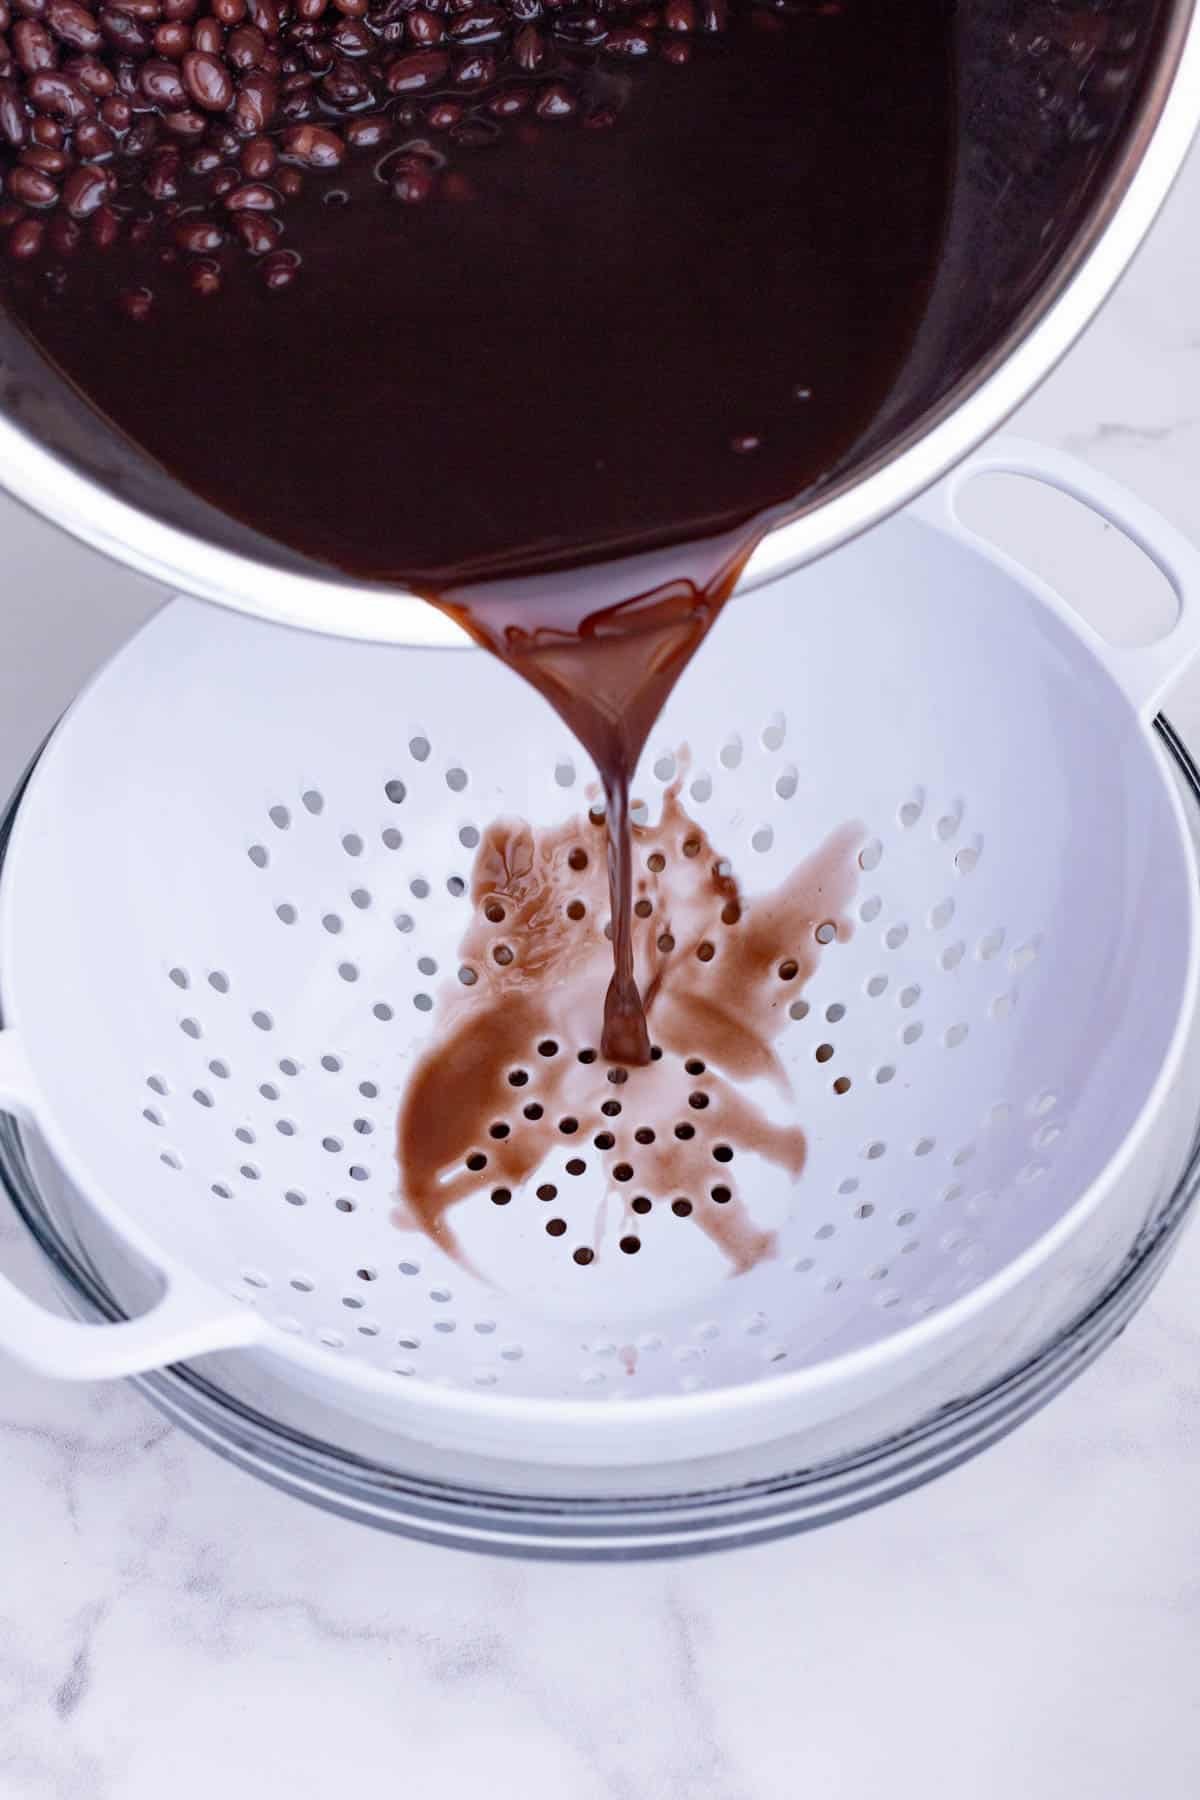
[{"left": 395, "top": 780, "right": 860, "bottom": 1271}]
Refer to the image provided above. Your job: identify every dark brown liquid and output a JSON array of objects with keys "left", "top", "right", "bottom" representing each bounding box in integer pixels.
[
  {"left": 1, "top": 0, "right": 954, "bottom": 1057},
  {"left": 395, "top": 780, "right": 861, "bottom": 1270}
]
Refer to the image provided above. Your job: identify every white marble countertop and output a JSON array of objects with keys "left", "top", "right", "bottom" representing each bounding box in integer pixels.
[{"left": 3, "top": 139, "right": 1200, "bottom": 1800}]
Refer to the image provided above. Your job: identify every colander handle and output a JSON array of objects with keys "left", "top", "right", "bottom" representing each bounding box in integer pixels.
[
  {"left": 937, "top": 436, "right": 1200, "bottom": 722},
  {"left": 0, "top": 1030, "right": 266, "bottom": 1381}
]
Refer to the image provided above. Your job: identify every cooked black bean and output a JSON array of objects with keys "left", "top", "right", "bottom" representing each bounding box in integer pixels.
[
  {"left": 7, "top": 159, "right": 57, "bottom": 201},
  {"left": 407, "top": 7, "right": 441, "bottom": 42},
  {"left": 46, "top": 0, "right": 102, "bottom": 50},
  {"left": 385, "top": 47, "right": 447, "bottom": 90},
  {"left": 225, "top": 21, "right": 262, "bottom": 65},
  {"left": 139, "top": 52, "right": 183, "bottom": 101},
  {"left": 7, "top": 214, "right": 45, "bottom": 253},
  {"left": 239, "top": 130, "right": 274, "bottom": 173},
  {"left": 344, "top": 109, "right": 389, "bottom": 146},
  {"left": 68, "top": 50, "right": 115, "bottom": 90},
  {"left": 230, "top": 204, "right": 277, "bottom": 249},
  {"left": 61, "top": 157, "right": 110, "bottom": 210},
  {"left": 19, "top": 138, "right": 68, "bottom": 168},
  {"left": 604, "top": 25, "right": 653, "bottom": 55},
  {"left": 14, "top": 18, "right": 58, "bottom": 68},
  {"left": 181, "top": 47, "right": 231, "bottom": 108},
  {"left": 233, "top": 68, "right": 275, "bottom": 129},
  {"left": 280, "top": 121, "right": 342, "bottom": 166},
  {"left": 0, "top": 77, "right": 29, "bottom": 144},
  {"left": 259, "top": 243, "right": 297, "bottom": 286}
]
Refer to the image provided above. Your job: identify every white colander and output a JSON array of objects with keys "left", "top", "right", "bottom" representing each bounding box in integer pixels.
[{"left": 2, "top": 439, "right": 1200, "bottom": 1475}]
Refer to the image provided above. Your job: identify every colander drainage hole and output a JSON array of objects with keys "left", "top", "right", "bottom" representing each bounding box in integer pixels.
[
  {"left": 302, "top": 789, "right": 324, "bottom": 815},
  {"left": 248, "top": 845, "right": 268, "bottom": 869},
  {"left": 276, "top": 903, "right": 298, "bottom": 925},
  {"left": 385, "top": 779, "right": 406, "bottom": 804},
  {"left": 321, "top": 1054, "right": 342, "bottom": 1072},
  {"left": 335, "top": 1197, "right": 356, "bottom": 1213}
]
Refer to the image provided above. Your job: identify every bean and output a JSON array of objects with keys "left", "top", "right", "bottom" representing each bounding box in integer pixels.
[
  {"left": 140, "top": 144, "right": 177, "bottom": 191},
  {"left": 259, "top": 244, "right": 297, "bottom": 286},
  {"left": 13, "top": 17, "right": 56, "bottom": 66},
  {"left": 224, "top": 176, "right": 275, "bottom": 206},
  {"left": 330, "top": 15, "right": 369, "bottom": 52},
  {"left": 273, "top": 159, "right": 300, "bottom": 194},
  {"left": 407, "top": 7, "right": 441, "bottom": 42},
  {"left": 319, "top": 57, "right": 369, "bottom": 103},
  {"left": 332, "top": 0, "right": 367, "bottom": 14},
  {"left": 385, "top": 46, "right": 446, "bottom": 90},
  {"left": 212, "top": 0, "right": 243, "bottom": 20},
  {"left": 245, "top": 0, "right": 275, "bottom": 31},
  {"left": 188, "top": 253, "right": 220, "bottom": 293},
  {"left": 225, "top": 21, "right": 262, "bottom": 65},
  {"left": 99, "top": 88, "right": 130, "bottom": 123},
  {"left": 512, "top": 21, "right": 542, "bottom": 66},
  {"left": 277, "top": 80, "right": 312, "bottom": 116},
  {"left": 19, "top": 137, "right": 68, "bottom": 166},
  {"left": 13, "top": 0, "right": 49, "bottom": 13},
  {"left": 122, "top": 112, "right": 156, "bottom": 151},
  {"left": 89, "top": 196, "right": 117, "bottom": 241},
  {"left": 30, "top": 111, "right": 63, "bottom": 139},
  {"left": 117, "top": 283, "right": 153, "bottom": 319},
  {"left": 534, "top": 77, "right": 573, "bottom": 114},
  {"left": 7, "top": 160, "right": 57, "bottom": 201},
  {"left": 280, "top": 119, "right": 343, "bottom": 165},
  {"left": 553, "top": 7, "right": 605, "bottom": 43},
  {"left": 190, "top": 12, "right": 219, "bottom": 49},
  {"left": 139, "top": 53, "right": 183, "bottom": 99},
  {"left": 160, "top": 0, "right": 196, "bottom": 15},
  {"left": 232, "top": 66, "right": 274, "bottom": 128},
  {"left": 343, "top": 108, "right": 388, "bottom": 146},
  {"left": 239, "top": 128, "right": 273, "bottom": 172},
  {"left": 231, "top": 204, "right": 276, "bottom": 249},
  {"left": 425, "top": 95, "right": 458, "bottom": 126},
  {"left": 160, "top": 102, "right": 203, "bottom": 130},
  {"left": 46, "top": 0, "right": 101, "bottom": 49},
  {"left": 61, "top": 160, "right": 107, "bottom": 211},
  {"left": 207, "top": 118, "right": 238, "bottom": 152},
  {"left": 509, "top": 0, "right": 539, "bottom": 14},
  {"left": 205, "top": 159, "right": 236, "bottom": 191},
  {"left": 67, "top": 50, "right": 115, "bottom": 89},
  {"left": 99, "top": 6, "right": 151, "bottom": 50},
  {"left": 488, "top": 84, "right": 525, "bottom": 114},
  {"left": 182, "top": 46, "right": 232, "bottom": 106},
  {"left": 153, "top": 18, "right": 189, "bottom": 51},
  {"left": 448, "top": 4, "right": 504, "bottom": 41},
  {"left": 604, "top": 26, "right": 653, "bottom": 54},
  {"left": 73, "top": 116, "right": 111, "bottom": 154},
  {"left": 0, "top": 0, "right": 9, "bottom": 23},
  {"left": 294, "top": 0, "right": 326, "bottom": 16},
  {"left": 173, "top": 210, "right": 223, "bottom": 248},
  {"left": 0, "top": 74, "right": 29, "bottom": 143},
  {"left": 8, "top": 214, "right": 44, "bottom": 253},
  {"left": 109, "top": 0, "right": 161, "bottom": 16},
  {"left": 390, "top": 155, "right": 431, "bottom": 202},
  {"left": 452, "top": 47, "right": 493, "bottom": 82}
]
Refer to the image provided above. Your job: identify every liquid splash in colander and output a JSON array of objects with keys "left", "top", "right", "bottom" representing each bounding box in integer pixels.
[{"left": 396, "top": 777, "right": 860, "bottom": 1270}]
